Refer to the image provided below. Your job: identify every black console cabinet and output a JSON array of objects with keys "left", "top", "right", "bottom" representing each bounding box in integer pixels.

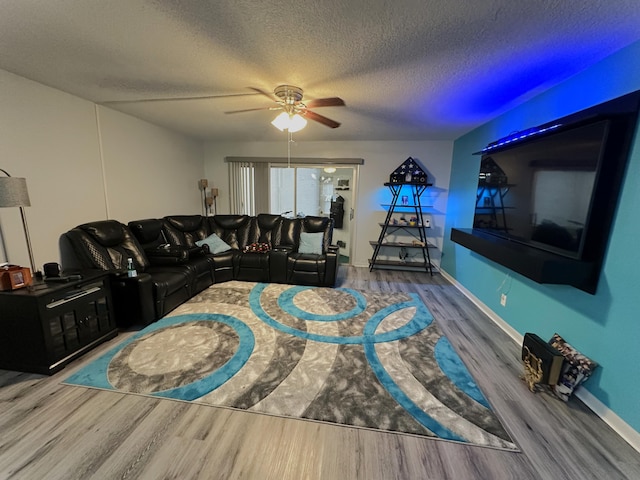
[
  {"left": 0, "top": 271, "right": 118, "bottom": 375},
  {"left": 451, "top": 228, "right": 596, "bottom": 292}
]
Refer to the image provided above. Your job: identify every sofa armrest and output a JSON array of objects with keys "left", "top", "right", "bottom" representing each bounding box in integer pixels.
[
  {"left": 273, "top": 245, "right": 294, "bottom": 254},
  {"left": 324, "top": 245, "right": 340, "bottom": 287},
  {"left": 270, "top": 246, "right": 292, "bottom": 283},
  {"left": 144, "top": 245, "right": 190, "bottom": 265},
  {"left": 189, "top": 244, "right": 211, "bottom": 256}
]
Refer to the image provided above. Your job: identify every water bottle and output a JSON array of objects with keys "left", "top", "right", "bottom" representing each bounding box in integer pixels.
[{"left": 127, "top": 258, "right": 137, "bottom": 277}]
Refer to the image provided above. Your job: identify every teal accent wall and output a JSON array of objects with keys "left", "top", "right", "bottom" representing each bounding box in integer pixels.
[{"left": 442, "top": 40, "right": 640, "bottom": 433}]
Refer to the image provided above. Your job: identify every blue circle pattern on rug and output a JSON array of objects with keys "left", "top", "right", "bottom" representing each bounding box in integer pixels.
[
  {"left": 65, "top": 313, "right": 255, "bottom": 402},
  {"left": 252, "top": 283, "right": 465, "bottom": 442},
  {"left": 277, "top": 286, "right": 368, "bottom": 321},
  {"left": 65, "top": 283, "right": 489, "bottom": 444},
  {"left": 434, "top": 336, "right": 490, "bottom": 409},
  {"left": 252, "top": 283, "right": 432, "bottom": 344}
]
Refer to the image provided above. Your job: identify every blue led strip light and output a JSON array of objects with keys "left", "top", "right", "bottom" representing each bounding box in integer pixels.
[{"left": 482, "top": 123, "right": 562, "bottom": 153}]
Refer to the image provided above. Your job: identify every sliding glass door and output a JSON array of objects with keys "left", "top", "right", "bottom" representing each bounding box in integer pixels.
[
  {"left": 269, "top": 166, "right": 355, "bottom": 264},
  {"left": 270, "top": 167, "right": 330, "bottom": 217}
]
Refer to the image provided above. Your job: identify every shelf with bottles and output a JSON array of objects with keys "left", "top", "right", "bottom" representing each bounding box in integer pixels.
[
  {"left": 369, "top": 182, "right": 435, "bottom": 275},
  {"left": 380, "top": 216, "right": 431, "bottom": 228}
]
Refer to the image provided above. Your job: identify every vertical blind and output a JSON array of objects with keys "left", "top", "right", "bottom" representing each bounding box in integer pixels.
[{"left": 229, "top": 162, "right": 270, "bottom": 215}]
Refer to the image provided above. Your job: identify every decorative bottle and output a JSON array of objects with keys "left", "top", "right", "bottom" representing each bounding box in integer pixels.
[{"left": 127, "top": 258, "right": 137, "bottom": 277}]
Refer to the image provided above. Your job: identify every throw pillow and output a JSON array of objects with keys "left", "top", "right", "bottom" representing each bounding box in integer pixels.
[
  {"left": 548, "top": 333, "right": 598, "bottom": 401},
  {"left": 195, "top": 233, "right": 232, "bottom": 254},
  {"left": 299, "top": 232, "right": 324, "bottom": 255}
]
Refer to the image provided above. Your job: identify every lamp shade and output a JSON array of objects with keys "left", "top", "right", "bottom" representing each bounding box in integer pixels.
[{"left": 0, "top": 176, "right": 31, "bottom": 208}]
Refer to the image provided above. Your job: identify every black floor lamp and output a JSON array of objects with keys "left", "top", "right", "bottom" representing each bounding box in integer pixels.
[{"left": 0, "top": 169, "right": 39, "bottom": 276}]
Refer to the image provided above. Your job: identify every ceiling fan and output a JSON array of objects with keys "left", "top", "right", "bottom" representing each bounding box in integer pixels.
[
  {"left": 225, "top": 85, "right": 345, "bottom": 129},
  {"left": 102, "top": 85, "right": 345, "bottom": 132}
]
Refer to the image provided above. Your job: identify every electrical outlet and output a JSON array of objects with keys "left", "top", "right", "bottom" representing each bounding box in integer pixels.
[{"left": 500, "top": 293, "right": 507, "bottom": 307}]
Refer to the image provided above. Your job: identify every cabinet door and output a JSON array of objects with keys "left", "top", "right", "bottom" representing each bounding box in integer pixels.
[
  {"left": 76, "top": 294, "right": 113, "bottom": 344},
  {"left": 44, "top": 279, "right": 114, "bottom": 362},
  {"left": 47, "top": 310, "right": 77, "bottom": 360}
]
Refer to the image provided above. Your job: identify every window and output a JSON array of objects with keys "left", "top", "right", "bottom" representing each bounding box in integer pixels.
[{"left": 269, "top": 167, "right": 334, "bottom": 217}]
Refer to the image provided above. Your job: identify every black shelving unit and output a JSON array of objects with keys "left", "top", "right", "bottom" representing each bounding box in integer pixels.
[{"left": 369, "top": 182, "right": 435, "bottom": 274}]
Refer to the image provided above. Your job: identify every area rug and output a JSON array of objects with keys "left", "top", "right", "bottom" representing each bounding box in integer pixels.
[{"left": 64, "top": 281, "right": 518, "bottom": 451}]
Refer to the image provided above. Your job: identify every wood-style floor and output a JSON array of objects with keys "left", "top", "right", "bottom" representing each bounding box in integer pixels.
[{"left": 1, "top": 267, "right": 639, "bottom": 479}]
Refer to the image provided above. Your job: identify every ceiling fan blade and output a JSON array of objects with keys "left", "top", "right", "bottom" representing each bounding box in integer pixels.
[
  {"left": 248, "top": 87, "right": 280, "bottom": 102},
  {"left": 102, "top": 92, "right": 261, "bottom": 105},
  {"left": 224, "top": 106, "right": 281, "bottom": 114},
  {"left": 303, "top": 110, "right": 341, "bottom": 128},
  {"left": 304, "top": 97, "right": 346, "bottom": 108}
]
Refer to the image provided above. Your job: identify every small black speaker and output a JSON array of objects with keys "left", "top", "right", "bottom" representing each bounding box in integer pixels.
[{"left": 44, "top": 262, "right": 61, "bottom": 277}]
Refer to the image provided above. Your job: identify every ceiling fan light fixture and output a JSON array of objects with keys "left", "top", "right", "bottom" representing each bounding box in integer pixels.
[
  {"left": 271, "top": 111, "right": 290, "bottom": 131},
  {"left": 288, "top": 113, "right": 307, "bottom": 133},
  {"left": 271, "top": 112, "right": 307, "bottom": 132}
]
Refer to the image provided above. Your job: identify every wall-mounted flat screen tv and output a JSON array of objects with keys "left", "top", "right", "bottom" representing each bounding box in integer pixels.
[
  {"left": 452, "top": 89, "right": 640, "bottom": 293},
  {"left": 474, "top": 119, "right": 610, "bottom": 259}
]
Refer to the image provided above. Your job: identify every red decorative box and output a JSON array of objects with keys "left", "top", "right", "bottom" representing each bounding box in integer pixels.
[{"left": 0, "top": 265, "right": 33, "bottom": 291}]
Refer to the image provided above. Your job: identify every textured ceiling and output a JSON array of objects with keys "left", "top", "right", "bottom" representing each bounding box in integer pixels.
[{"left": 1, "top": 0, "right": 640, "bottom": 142}]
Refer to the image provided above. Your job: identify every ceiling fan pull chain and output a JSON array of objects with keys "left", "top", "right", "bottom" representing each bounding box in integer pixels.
[{"left": 288, "top": 130, "right": 292, "bottom": 169}]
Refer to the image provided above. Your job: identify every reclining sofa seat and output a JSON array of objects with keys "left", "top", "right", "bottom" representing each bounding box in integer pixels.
[
  {"left": 128, "top": 217, "right": 215, "bottom": 294},
  {"left": 287, "top": 216, "right": 338, "bottom": 286},
  {"left": 203, "top": 214, "right": 252, "bottom": 282},
  {"left": 204, "top": 214, "right": 289, "bottom": 283},
  {"left": 64, "top": 220, "right": 194, "bottom": 326}
]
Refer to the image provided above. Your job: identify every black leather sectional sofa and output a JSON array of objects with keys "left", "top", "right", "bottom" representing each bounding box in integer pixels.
[{"left": 64, "top": 214, "right": 339, "bottom": 327}]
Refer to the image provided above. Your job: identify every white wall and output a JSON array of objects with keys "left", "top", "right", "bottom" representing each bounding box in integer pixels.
[
  {"left": 204, "top": 140, "right": 453, "bottom": 267},
  {"left": 96, "top": 106, "right": 204, "bottom": 222},
  {"left": 0, "top": 69, "right": 203, "bottom": 269}
]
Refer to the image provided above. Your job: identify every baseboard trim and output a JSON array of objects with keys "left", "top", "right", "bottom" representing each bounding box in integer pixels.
[
  {"left": 573, "top": 388, "right": 640, "bottom": 454},
  {"left": 439, "top": 270, "right": 522, "bottom": 344},
  {"left": 440, "top": 268, "right": 640, "bottom": 455}
]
